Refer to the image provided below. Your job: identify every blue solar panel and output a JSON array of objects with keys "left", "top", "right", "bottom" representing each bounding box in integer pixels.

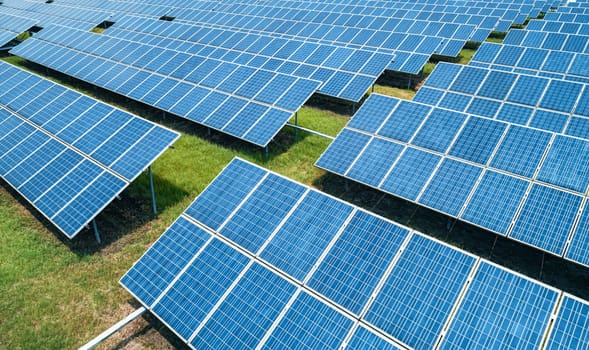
[
  {"left": 419, "top": 159, "right": 483, "bottom": 216},
  {"left": 440, "top": 261, "right": 559, "bottom": 350},
  {"left": 365, "top": 234, "right": 476, "bottom": 349},
  {"left": 529, "top": 109, "right": 569, "bottom": 133},
  {"left": 378, "top": 101, "right": 431, "bottom": 142},
  {"left": 347, "top": 94, "right": 398, "bottom": 133},
  {"left": 220, "top": 174, "right": 306, "bottom": 254},
  {"left": 537, "top": 136, "right": 589, "bottom": 193},
  {"left": 495, "top": 104, "right": 534, "bottom": 125},
  {"left": 152, "top": 238, "right": 250, "bottom": 340},
  {"left": 510, "top": 184, "right": 582, "bottom": 255},
  {"left": 411, "top": 108, "right": 466, "bottom": 153},
  {"left": 478, "top": 71, "right": 517, "bottom": 100},
  {"left": 425, "top": 62, "right": 461, "bottom": 89},
  {"left": 448, "top": 117, "right": 507, "bottom": 165},
  {"left": 545, "top": 294, "right": 589, "bottom": 349},
  {"left": 184, "top": 159, "right": 266, "bottom": 231},
  {"left": 461, "top": 171, "right": 528, "bottom": 235},
  {"left": 346, "top": 138, "right": 404, "bottom": 187},
  {"left": 315, "top": 129, "right": 371, "bottom": 175},
  {"left": 540, "top": 80, "right": 584, "bottom": 113},
  {"left": 450, "top": 66, "right": 488, "bottom": 94},
  {"left": 0, "top": 61, "right": 178, "bottom": 238},
  {"left": 308, "top": 210, "right": 409, "bottom": 315},
  {"left": 120, "top": 217, "right": 211, "bottom": 306},
  {"left": 346, "top": 326, "right": 402, "bottom": 350},
  {"left": 190, "top": 263, "right": 297, "bottom": 350},
  {"left": 507, "top": 75, "right": 549, "bottom": 106},
  {"left": 261, "top": 291, "right": 353, "bottom": 350},
  {"left": 381, "top": 148, "right": 441, "bottom": 201},
  {"left": 260, "top": 190, "right": 353, "bottom": 281},
  {"left": 490, "top": 126, "right": 551, "bottom": 178}
]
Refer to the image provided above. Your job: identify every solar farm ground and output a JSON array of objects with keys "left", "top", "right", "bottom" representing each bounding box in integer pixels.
[{"left": 1, "top": 48, "right": 588, "bottom": 349}]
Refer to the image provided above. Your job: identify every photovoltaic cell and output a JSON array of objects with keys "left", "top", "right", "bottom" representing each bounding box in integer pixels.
[
  {"left": 448, "top": 117, "right": 507, "bottom": 165},
  {"left": 220, "top": 174, "right": 306, "bottom": 254},
  {"left": 461, "top": 171, "right": 528, "bottom": 235},
  {"left": 381, "top": 148, "right": 441, "bottom": 201},
  {"left": 545, "top": 295, "right": 589, "bottom": 349},
  {"left": 120, "top": 217, "right": 211, "bottom": 306},
  {"left": 490, "top": 126, "right": 551, "bottom": 178},
  {"left": 184, "top": 159, "right": 266, "bottom": 231},
  {"left": 346, "top": 326, "right": 402, "bottom": 350},
  {"left": 346, "top": 138, "right": 404, "bottom": 187},
  {"left": 510, "top": 184, "right": 582, "bottom": 255},
  {"left": 315, "top": 129, "right": 371, "bottom": 176},
  {"left": 419, "top": 159, "right": 483, "bottom": 216},
  {"left": 152, "top": 238, "right": 250, "bottom": 340},
  {"left": 260, "top": 190, "right": 353, "bottom": 281},
  {"left": 365, "top": 234, "right": 476, "bottom": 349},
  {"left": 537, "top": 136, "right": 589, "bottom": 193},
  {"left": 307, "top": 210, "right": 409, "bottom": 315},
  {"left": 190, "top": 263, "right": 297, "bottom": 350},
  {"left": 261, "top": 292, "right": 353, "bottom": 350},
  {"left": 440, "top": 261, "right": 558, "bottom": 350},
  {"left": 565, "top": 204, "right": 589, "bottom": 267}
]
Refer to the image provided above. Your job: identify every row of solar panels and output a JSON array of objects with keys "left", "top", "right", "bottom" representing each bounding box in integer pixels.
[
  {"left": 121, "top": 158, "right": 589, "bottom": 350},
  {"left": 168, "top": 8, "right": 470, "bottom": 61},
  {"left": 414, "top": 62, "right": 589, "bottom": 139},
  {"left": 0, "top": 6, "right": 99, "bottom": 31},
  {"left": 317, "top": 93, "right": 589, "bottom": 267},
  {"left": 12, "top": 25, "right": 320, "bottom": 147},
  {"left": 504, "top": 29, "right": 589, "bottom": 54},
  {"left": 107, "top": 16, "right": 436, "bottom": 76},
  {"left": 527, "top": 19, "right": 589, "bottom": 34},
  {"left": 470, "top": 42, "right": 589, "bottom": 83},
  {"left": 0, "top": 60, "right": 179, "bottom": 238},
  {"left": 106, "top": 15, "right": 392, "bottom": 100}
]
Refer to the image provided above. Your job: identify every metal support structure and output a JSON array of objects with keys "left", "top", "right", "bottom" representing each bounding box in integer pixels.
[
  {"left": 207, "top": 127, "right": 211, "bottom": 136},
  {"left": 148, "top": 166, "right": 157, "bottom": 215},
  {"left": 408, "top": 77, "right": 412, "bottom": 90},
  {"left": 92, "top": 220, "right": 101, "bottom": 244},
  {"left": 78, "top": 307, "right": 147, "bottom": 350},
  {"left": 352, "top": 103, "right": 356, "bottom": 114},
  {"left": 372, "top": 84, "right": 375, "bottom": 93},
  {"left": 285, "top": 123, "right": 335, "bottom": 140},
  {"left": 264, "top": 146, "right": 269, "bottom": 158},
  {"left": 294, "top": 112, "right": 299, "bottom": 141}
]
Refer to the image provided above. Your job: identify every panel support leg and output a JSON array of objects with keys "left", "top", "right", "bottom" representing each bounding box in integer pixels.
[
  {"left": 149, "top": 166, "right": 157, "bottom": 215},
  {"left": 264, "top": 146, "right": 269, "bottom": 158},
  {"left": 294, "top": 112, "right": 298, "bottom": 141},
  {"left": 408, "top": 77, "right": 412, "bottom": 90},
  {"left": 92, "top": 220, "right": 101, "bottom": 244}
]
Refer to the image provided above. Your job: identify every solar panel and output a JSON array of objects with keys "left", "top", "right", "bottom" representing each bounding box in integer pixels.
[
  {"left": 545, "top": 294, "right": 589, "bottom": 349},
  {"left": 11, "top": 25, "right": 319, "bottom": 147},
  {"left": 0, "top": 60, "right": 179, "bottom": 238},
  {"left": 104, "top": 15, "right": 392, "bottom": 102},
  {"left": 440, "top": 261, "right": 559, "bottom": 349},
  {"left": 121, "top": 157, "right": 584, "bottom": 350},
  {"left": 365, "top": 234, "right": 476, "bottom": 349},
  {"left": 317, "top": 93, "right": 589, "bottom": 267},
  {"left": 417, "top": 62, "right": 589, "bottom": 139}
]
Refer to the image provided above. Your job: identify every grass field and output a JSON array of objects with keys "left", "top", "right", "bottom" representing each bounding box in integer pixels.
[{"left": 1, "top": 51, "right": 588, "bottom": 350}]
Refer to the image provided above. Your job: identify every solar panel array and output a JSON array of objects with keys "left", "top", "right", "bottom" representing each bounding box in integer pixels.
[
  {"left": 14, "top": 0, "right": 557, "bottom": 75},
  {"left": 105, "top": 15, "right": 394, "bottom": 100},
  {"left": 0, "top": 13, "right": 35, "bottom": 47},
  {"left": 11, "top": 25, "right": 320, "bottom": 147},
  {"left": 121, "top": 157, "right": 588, "bottom": 350},
  {"left": 469, "top": 42, "right": 589, "bottom": 84},
  {"left": 0, "top": 0, "right": 110, "bottom": 30},
  {"left": 413, "top": 62, "right": 589, "bottom": 140},
  {"left": 317, "top": 92, "right": 589, "bottom": 267},
  {"left": 0, "top": 60, "right": 179, "bottom": 238}
]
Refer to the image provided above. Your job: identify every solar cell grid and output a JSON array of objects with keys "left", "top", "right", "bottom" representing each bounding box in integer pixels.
[
  {"left": 0, "top": 61, "right": 179, "bottom": 238},
  {"left": 440, "top": 261, "right": 559, "bottom": 350}
]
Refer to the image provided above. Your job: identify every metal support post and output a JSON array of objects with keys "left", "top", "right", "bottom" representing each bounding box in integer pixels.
[
  {"left": 149, "top": 166, "right": 157, "bottom": 215},
  {"left": 92, "top": 220, "right": 101, "bottom": 244},
  {"left": 294, "top": 112, "right": 299, "bottom": 141},
  {"left": 372, "top": 84, "right": 375, "bottom": 93},
  {"left": 264, "top": 146, "right": 269, "bottom": 158},
  {"left": 78, "top": 307, "right": 147, "bottom": 350}
]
